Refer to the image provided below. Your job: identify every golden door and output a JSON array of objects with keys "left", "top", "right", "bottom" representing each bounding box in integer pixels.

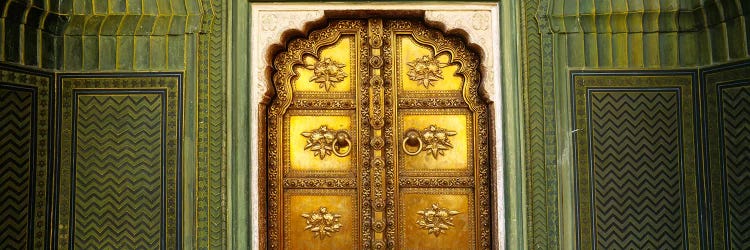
[{"left": 264, "top": 18, "right": 491, "bottom": 249}]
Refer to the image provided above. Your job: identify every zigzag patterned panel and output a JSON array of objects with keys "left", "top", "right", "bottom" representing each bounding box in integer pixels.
[
  {"left": 0, "top": 87, "right": 33, "bottom": 249},
  {"left": 73, "top": 94, "right": 163, "bottom": 249},
  {"left": 0, "top": 65, "right": 52, "bottom": 250},
  {"left": 703, "top": 62, "right": 750, "bottom": 249},
  {"left": 57, "top": 75, "right": 181, "bottom": 250},
  {"left": 573, "top": 73, "right": 700, "bottom": 250},
  {"left": 589, "top": 91, "right": 684, "bottom": 249},
  {"left": 720, "top": 85, "right": 750, "bottom": 249}
]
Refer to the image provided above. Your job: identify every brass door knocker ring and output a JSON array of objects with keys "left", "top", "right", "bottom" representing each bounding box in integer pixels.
[
  {"left": 332, "top": 131, "right": 352, "bottom": 157},
  {"left": 402, "top": 129, "right": 423, "bottom": 155},
  {"left": 301, "top": 126, "right": 352, "bottom": 159}
]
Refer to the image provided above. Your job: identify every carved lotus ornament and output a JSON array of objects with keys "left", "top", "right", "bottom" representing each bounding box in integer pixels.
[
  {"left": 301, "top": 207, "right": 343, "bottom": 239},
  {"left": 407, "top": 55, "right": 447, "bottom": 88},
  {"left": 306, "top": 57, "right": 347, "bottom": 91},
  {"left": 416, "top": 203, "right": 460, "bottom": 236}
]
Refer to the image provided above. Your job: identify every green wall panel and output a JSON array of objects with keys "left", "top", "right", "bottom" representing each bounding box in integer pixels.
[
  {"left": 702, "top": 61, "right": 750, "bottom": 250},
  {"left": 74, "top": 94, "right": 162, "bottom": 248},
  {"left": 571, "top": 72, "right": 701, "bottom": 249},
  {"left": 56, "top": 74, "right": 182, "bottom": 249},
  {"left": 0, "top": 0, "right": 227, "bottom": 248},
  {"left": 526, "top": 0, "right": 750, "bottom": 248},
  {"left": 0, "top": 64, "right": 53, "bottom": 250},
  {"left": 0, "top": 85, "right": 34, "bottom": 249}
]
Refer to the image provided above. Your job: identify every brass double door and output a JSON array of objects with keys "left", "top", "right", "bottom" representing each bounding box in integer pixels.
[{"left": 266, "top": 18, "right": 491, "bottom": 249}]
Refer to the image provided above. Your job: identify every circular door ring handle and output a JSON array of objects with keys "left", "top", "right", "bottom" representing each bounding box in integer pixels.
[
  {"left": 332, "top": 132, "right": 352, "bottom": 157},
  {"left": 402, "top": 136, "right": 422, "bottom": 156}
]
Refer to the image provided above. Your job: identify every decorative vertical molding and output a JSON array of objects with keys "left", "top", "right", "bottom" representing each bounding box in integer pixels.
[
  {"left": 537, "top": 0, "right": 562, "bottom": 249},
  {"left": 197, "top": 0, "right": 227, "bottom": 248},
  {"left": 522, "top": 0, "right": 555, "bottom": 248}
]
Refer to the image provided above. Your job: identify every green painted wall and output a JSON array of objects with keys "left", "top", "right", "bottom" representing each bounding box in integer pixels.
[
  {"left": 0, "top": 0, "right": 228, "bottom": 249},
  {"left": 525, "top": 0, "right": 750, "bottom": 249}
]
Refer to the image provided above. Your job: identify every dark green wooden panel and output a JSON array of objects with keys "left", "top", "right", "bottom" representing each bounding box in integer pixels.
[
  {"left": 0, "top": 85, "right": 34, "bottom": 249},
  {"left": 572, "top": 72, "right": 700, "bottom": 249},
  {"left": 73, "top": 94, "right": 162, "bottom": 249},
  {"left": 720, "top": 85, "right": 750, "bottom": 249},
  {"left": 56, "top": 74, "right": 182, "bottom": 250},
  {"left": 0, "top": 64, "right": 53, "bottom": 250},
  {"left": 702, "top": 61, "right": 750, "bottom": 250}
]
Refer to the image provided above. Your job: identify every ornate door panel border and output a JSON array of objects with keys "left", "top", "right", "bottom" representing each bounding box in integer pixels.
[
  {"left": 248, "top": 5, "right": 505, "bottom": 248},
  {"left": 264, "top": 17, "right": 492, "bottom": 249}
]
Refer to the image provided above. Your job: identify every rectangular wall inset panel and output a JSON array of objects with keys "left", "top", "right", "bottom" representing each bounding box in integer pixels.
[
  {"left": 56, "top": 74, "right": 182, "bottom": 250},
  {"left": 0, "top": 64, "right": 52, "bottom": 250},
  {"left": 0, "top": 85, "right": 34, "bottom": 249},
  {"left": 702, "top": 61, "right": 750, "bottom": 250},
  {"left": 571, "top": 72, "right": 700, "bottom": 249}
]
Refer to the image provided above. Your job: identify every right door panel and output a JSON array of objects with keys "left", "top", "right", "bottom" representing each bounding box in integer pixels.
[{"left": 384, "top": 19, "right": 491, "bottom": 249}]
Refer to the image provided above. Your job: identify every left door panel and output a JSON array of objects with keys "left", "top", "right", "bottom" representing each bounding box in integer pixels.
[{"left": 267, "top": 20, "right": 367, "bottom": 250}]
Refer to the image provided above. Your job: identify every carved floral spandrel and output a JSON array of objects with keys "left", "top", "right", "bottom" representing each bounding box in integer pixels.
[
  {"left": 254, "top": 10, "right": 324, "bottom": 97},
  {"left": 425, "top": 10, "right": 495, "bottom": 86}
]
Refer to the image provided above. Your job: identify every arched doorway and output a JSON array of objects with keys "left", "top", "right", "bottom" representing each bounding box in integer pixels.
[{"left": 263, "top": 17, "right": 492, "bottom": 249}]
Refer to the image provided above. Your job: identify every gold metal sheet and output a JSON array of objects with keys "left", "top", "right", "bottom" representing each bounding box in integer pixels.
[
  {"left": 286, "top": 112, "right": 354, "bottom": 173},
  {"left": 285, "top": 189, "right": 358, "bottom": 249},
  {"left": 398, "top": 110, "right": 472, "bottom": 174},
  {"left": 399, "top": 188, "right": 475, "bottom": 249},
  {"left": 397, "top": 35, "right": 463, "bottom": 92},
  {"left": 293, "top": 35, "right": 355, "bottom": 93}
]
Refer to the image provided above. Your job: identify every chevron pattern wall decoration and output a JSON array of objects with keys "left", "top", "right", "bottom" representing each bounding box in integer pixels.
[
  {"left": 73, "top": 94, "right": 163, "bottom": 249},
  {"left": 0, "top": 65, "right": 52, "bottom": 249},
  {"left": 572, "top": 72, "right": 701, "bottom": 249},
  {"left": 720, "top": 84, "right": 750, "bottom": 249},
  {"left": 702, "top": 61, "right": 750, "bottom": 250},
  {"left": 56, "top": 75, "right": 181, "bottom": 250},
  {"left": 0, "top": 86, "right": 33, "bottom": 249},
  {"left": 589, "top": 91, "right": 683, "bottom": 249}
]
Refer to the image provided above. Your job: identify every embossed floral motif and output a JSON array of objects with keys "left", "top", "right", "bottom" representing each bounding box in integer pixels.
[
  {"left": 301, "top": 207, "right": 343, "bottom": 239},
  {"left": 416, "top": 203, "right": 460, "bottom": 236},
  {"left": 421, "top": 125, "right": 457, "bottom": 159},
  {"left": 402, "top": 125, "right": 457, "bottom": 159},
  {"left": 301, "top": 125, "right": 352, "bottom": 159},
  {"left": 306, "top": 57, "right": 347, "bottom": 91},
  {"left": 301, "top": 125, "right": 335, "bottom": 159},
  {"left": 407, "top": 55, "right": 447, "bottom": 88}
]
